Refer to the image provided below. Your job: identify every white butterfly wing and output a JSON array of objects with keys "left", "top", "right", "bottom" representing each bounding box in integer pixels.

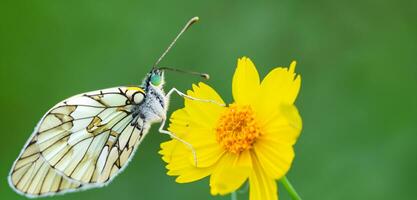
[
  {"left": 9, "top": 136, "right": 82, "bottom": 197},
  {"left": 9, "top": 87, "right": 148, "bottom": 197}
]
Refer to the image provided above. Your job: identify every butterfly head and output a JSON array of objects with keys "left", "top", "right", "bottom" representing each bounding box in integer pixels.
[
  {"left": 149, "top": 68, "right": 165, "bottom": 88},
  {"left": 142, "top": 68, "right": 165, "bottom": 90}
]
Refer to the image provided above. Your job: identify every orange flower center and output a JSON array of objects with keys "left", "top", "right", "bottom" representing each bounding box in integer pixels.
[{"left": 215, "top": 104, "right": 261, "bottom": 154}]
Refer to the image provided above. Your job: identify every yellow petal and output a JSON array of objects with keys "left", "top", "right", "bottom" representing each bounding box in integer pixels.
[
  {"left": 160, "top": 139, "right": 190, "bottom": 168},
  {"left": 252, "top": 105, "right": 300, "bottom": 179},
  {"left": 261, "top": 104, "right": 302, "bottom": 145},
  {"left": 179, "top": 126, "right": 225, "bottom": 168},
  {"left": 192, "top": 141, "right": 225, "bottom": 168},
  {"left": 167, "top": 109, "right": 192, "bottom": 138},
  {"left": 232, "top": 57, "right": 261, "bottom": 105},
  {"left": 161, "top": 139, "right": 216, "bottom": 183},
  {"left": 249, "top": 153, "right": 278, "bottom": 200},
  {"left": 210, "top": 151, "right": 252, "bottom": 195},
  {"left": 250, "top": 105, "right": 301, "bottom": 179},
  {"left": 174, "top": 167, "right": 214, "bottom": 183},
  {"left": 256, "top": 61, "right": 301, "bottom": 121},
  {"left": 166, "top": 82, "right": 225, "bottom": 133},
  {"left": 164, "top": 120, "right": 224, "bottom": 168},
  {"left": 167, "top": 150, "right": 215, "bottom": 183},
  {"left": 185, "top": 83, "right": 225, "bottom": 121},
  {"left": 160, "top": 82, "right": 227, "bottom": 183},
  {"left": 166, "top": 108, "right": 225, "bottom": 168},
  {"left": 189, "top": 82, "right": 225, "bottom": 104},
  {"left": 253, "top": 133, "right": 295, "bottom": 179}
]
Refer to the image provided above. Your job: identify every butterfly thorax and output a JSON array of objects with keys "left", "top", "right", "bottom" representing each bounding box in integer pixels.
[{"left": 131, "top": 69, "right": 167, "bottom": 130}]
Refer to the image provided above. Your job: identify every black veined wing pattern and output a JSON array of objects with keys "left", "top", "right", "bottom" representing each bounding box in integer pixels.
[
  {"left": 9, "top": 86, "right": 148, "bottom": 197},
  {"left": 8, "top": 16, "right": 208, "bottom": 198}
]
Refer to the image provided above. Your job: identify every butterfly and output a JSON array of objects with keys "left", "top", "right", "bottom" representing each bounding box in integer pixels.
[{"left": 8, "top": 16, "right": 217, "bottom": 198}]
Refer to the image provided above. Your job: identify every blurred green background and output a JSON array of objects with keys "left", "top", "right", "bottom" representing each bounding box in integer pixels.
[{"left": 1, "top": 0, "right": 416, "bottom": 199}]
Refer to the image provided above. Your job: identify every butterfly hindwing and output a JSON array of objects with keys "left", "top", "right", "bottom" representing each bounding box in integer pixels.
[
  {"left": 9, "top": 136, "right": 82, "bottom": 197},
  {"left": 9, "top": 86, "right": 148, "bottom": 197}
]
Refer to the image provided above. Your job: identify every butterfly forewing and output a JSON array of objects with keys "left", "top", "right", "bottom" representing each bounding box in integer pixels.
[{"left": 9, "top": 87, "right": 148, "bottom": 197}]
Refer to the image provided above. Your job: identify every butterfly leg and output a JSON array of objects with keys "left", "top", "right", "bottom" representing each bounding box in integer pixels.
[
  {"left": 165, "top": 87, "right": 225, "bottom": 106},
  {"left": 158, "top": 118, "right": 198, "bottom": 167},
  {"left": 158, "top": 87, "right": 225, "bottom": 167}
]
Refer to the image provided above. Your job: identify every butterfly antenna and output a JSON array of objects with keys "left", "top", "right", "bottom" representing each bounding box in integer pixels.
[
  {"left": 158, "top": 66, "right": 209, "bottom": 79},
  {"left": 153, "top": 16, "right": 199, "bottom": 68}
]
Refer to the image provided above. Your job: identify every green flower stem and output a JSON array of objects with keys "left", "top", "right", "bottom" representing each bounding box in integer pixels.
[
  {"left": 231, "top": 191, "right": 237, "bottom": 200},
  {"left": 280, "top": 176, "right": 302, "bottom": 200}
]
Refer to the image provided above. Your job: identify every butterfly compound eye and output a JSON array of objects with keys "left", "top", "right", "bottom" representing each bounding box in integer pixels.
[{"left": 150, "top": 74, "right": 162, "bottom": 86}]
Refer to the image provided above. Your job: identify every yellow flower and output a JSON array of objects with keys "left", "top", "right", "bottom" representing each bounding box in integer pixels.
[{"left": 160, "top": 57, "right": 302, "bottom": 200}]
